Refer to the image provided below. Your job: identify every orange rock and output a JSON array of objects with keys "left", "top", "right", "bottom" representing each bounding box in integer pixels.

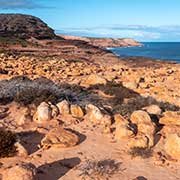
[
  {"left": 164, "top": 134, "right": 180, "bottom": 160},
  {"left": 41, "top": 127, "right": 79, "bottom": 149},
  {"left": 159, "top": 111, "right": 180, "bottom": 126},
  {"left": 130, "top": 110, "right": 156, "bottom": 147},
  {"left": 56, "top": 100, "right": 70, "bottom": 115},
  {"left": 81, "top": 74, "right": 107, "bottom": 87},
  {"left": 2, "top": 162, "right": 37, "bottom": 180},
  {"left": 70, "top": 104, "right": 84, "bottom": 118}
]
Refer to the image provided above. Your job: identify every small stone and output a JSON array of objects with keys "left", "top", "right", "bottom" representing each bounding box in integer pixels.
[
  {"left": 49, "top": 103, "right": 59, "bottom": 117},
  {"left": 14, "top": 142, "right": 28, "bottom": 157},
  {"left": 70, "top": 104, "right": 84, "bottom": 118},
  {"left": 81, "top": 74, "right": 107, "bottom": 87},
  {"left": 56, "top": 100, "right": 70, "bottom": 115},
  {"left": 143, "top": 105, "right": 162, "bottom": 115},
  {"left": 123, "top": 81, "right": 138, "bottom": 90}
]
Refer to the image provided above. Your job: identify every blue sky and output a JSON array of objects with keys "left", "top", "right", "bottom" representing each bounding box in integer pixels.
[{"left": 1, "top": 0, "right": 180, "bottom": 41}]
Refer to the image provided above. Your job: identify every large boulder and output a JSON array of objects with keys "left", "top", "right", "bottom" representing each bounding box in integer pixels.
[
  {"left": 114, "top": 114, "right": 134, "bottom": 140},
  {"left": 41, "top": 127, "right": 79, "bottom": 149},
  {"left": 130, "top": 110, "right": 156, "bottom": 148},
  {"left": 0, "top": 14, "right": 56, "bottom": 39}
]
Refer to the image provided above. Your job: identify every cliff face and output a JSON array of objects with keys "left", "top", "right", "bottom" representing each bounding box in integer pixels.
[
  {"left": 59, "top": 35, "right": 142, "bottom": 48},
  {"left": 0, "top": 14, "right": 56, "bottom": 39}
]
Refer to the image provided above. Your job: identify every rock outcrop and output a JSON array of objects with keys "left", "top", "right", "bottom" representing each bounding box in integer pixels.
[
  {"left": 0, "top": 14, "right": 56, "bottom": 39},
  {"left": 59, "top": 35, "right": 142, "bottom": 48}
]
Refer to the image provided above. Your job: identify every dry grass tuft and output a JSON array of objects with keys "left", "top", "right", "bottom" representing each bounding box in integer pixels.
[
  {"left": 77, "top": 159, "right": 121, "bottom": 180},
  {"left": 129, "top": 147, "right": 153, "bottom": 159}
]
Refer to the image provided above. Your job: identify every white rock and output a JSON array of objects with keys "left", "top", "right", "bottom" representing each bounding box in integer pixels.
[
  {"left": 34, "top": 102, "right": 52, "bottom": 123},
  {"left": 56, "top": 100, "right": 70, "bottom": 115}
]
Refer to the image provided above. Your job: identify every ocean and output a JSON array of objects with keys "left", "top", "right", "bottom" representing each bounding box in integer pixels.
[{"left": 110, "top": 42, "right": 180, "bottom": 63}]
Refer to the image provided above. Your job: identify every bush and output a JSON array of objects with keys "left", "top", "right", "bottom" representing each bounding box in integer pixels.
[
  {"left": 77, "top": 159, "right": 121, "bottom": 180},
  {"left": 129, "top": 147, "right": 153, "bottom": 159},
  {"left": 0, "top": 129, "right": 17, "bottom": 158}
]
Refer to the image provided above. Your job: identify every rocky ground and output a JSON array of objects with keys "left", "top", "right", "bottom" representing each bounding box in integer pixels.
[{"left": 0, "top": 52, "right": 180, "bottom": 180}]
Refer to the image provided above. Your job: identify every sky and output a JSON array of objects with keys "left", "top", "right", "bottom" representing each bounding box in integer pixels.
[{"left": 0, "top": 0, "right": 180, "bottom": 41}]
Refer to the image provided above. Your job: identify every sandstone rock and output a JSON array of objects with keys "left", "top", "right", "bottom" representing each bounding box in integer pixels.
[
  {"left": 56, "top": 100, "right": 70, "bottom": 115},
  {"left": 85, "top": 104, "right": 111, "bottom": 126},
  {"left": 130, "top": 110, "right": 152, "bottom": 124},
  {"left": 128, "top": 134, "right": 149, "bottom": 148},
  {"left": 114, "top": 114, "right": 134, "bottom": 140},
  {"left": 2, "top": 162, "right": 37, "bottom": 180},
  {"left": 70, "top": 104, "right": 84, "bottom": 118},
  {"left": 164, "top": 134, "right": 180, "bottom": 160},
  {"left": 143, "top": 104, "right": 162, "bottom": 115},
  {"left": 17, "top": 109, "right": 32, "bottom": 126},
  {"left": 101, "top": 115, "right": 112, "bottom": 127},
  {"left": 49, "top": 103, "right": 59, "bottom": 117},
  {"left": 41, "top": 127, "right": 79, "bottom": 149},
  {"left": 115, "top": 124, "right": 134, "bottom": 140},
  {"left": 160, "top": 125, "right": 180, "bottom": 137},
  {"left": 130, "top": 110, "right": 156, "bottom": 147},
  {"left": 114, "top": 114, "right": 129, "bottom": 126},
  {"left": 34, "top": 102, "right": 52, "bottom": 123},
  {"left": 14, "top": 142, "right": 28, "bottom": 157},
  {"left": 81, "top": 74, "right": 107, "bottom": 87},
  {"left": 85, "top": 104, "right": 103, "bottom": 123},
  {"left": 123, "top": 81, "right": 138, "bottom": 90},
  {"left": 159, "top": 111, "right": 180, "bottom": 126}
]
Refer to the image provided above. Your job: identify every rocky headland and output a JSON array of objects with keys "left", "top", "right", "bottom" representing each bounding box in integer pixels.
[
  {"left": 59, "top": 35, "right": 142, "bottom": 48},
  {"left": 0, "top": 14, "right": 180, "bottom": 180}
]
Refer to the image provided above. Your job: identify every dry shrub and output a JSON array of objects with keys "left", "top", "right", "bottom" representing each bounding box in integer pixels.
[
  {"left": 0, "top": 129, "right": 17, "bottom": 158},
  {"left": 77, "top": 159, "right": 121, "bottom": 180},
  {"left": 129, "top": 147, "right": 153, "bottom": 159}
]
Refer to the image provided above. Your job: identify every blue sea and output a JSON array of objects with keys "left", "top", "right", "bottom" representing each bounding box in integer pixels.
[{"left": 110, "top": 42, "right": 180, "bottom": 63}]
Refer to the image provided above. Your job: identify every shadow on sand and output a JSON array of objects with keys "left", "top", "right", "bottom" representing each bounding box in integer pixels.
[{"left": 37, "top": 157, "right": 81, "bottom": 180}]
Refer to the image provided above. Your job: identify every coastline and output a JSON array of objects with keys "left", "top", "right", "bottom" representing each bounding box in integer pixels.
[{"left": 1, "top": 14, "right": 180, "bottom": 180}]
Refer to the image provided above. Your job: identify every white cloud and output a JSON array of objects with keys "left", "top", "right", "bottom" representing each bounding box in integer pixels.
[
  {"left": 0, "top": 0, "right": 45, "bottom": 9},
  {"left": 58, "top": 25, "right": 180, "bottom": 41}
]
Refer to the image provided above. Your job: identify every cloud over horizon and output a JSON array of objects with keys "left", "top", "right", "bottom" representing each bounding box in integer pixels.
[
  {"left": 57, "top": 25, "right": 180, "bottom": 41},
  {"left": 0, "top": 0, "right": 45, "bottom": 9}
]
